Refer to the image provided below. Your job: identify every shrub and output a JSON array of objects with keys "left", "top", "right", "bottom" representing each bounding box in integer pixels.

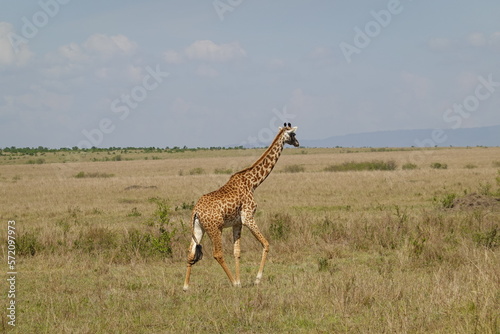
[
  {"left": 17, "top": 231, "right": 42, "bottom": 256},
  {"left": 268, "top": 213, "right": 291, "bottom": 241},
  {"left": 317, "top": 257, "right": 329, "bottom": 272},
  {"left": 473, "top": 226, "right": 499, "bottom": 249},
  {"left": 189, "top": 168, "right": 205, "bottom": 175},
  {"left": 464, "top": 164, "right": 477, "bottom": 169},
  {"left": 402, "top": 163, "right": 418, "bottom": 170},
  {"left": 283, "top": 164, "right": 305, "bottom": 173},
  {"left": 147, "top": 197, "right": 177, "bottom": 256},
  {"left": 175, "top": 201, "right": 194, "bottom": 211},
  {"left": 430, "top": 162, "right": 448, "bottom": 169},
  {"left": 324, "top": 160, "right": 397, "bottom": 172},
  {"left": 127, "top": 207, "right": 142, "bottom": 217},
  {"left": 74, "top": 171, "right": 114, "bottom": 178},
  {"left": 124, "top": 229, "right": 153, "bottom": 257},
  {"left": 214, "top": 168, "right": 233, "bottom": 174},
  {"left": 434, "top": 193, "right": 457, "bottom": 208},
  {"left": 73, "top": 227, "right": 118, "bottom": 253},
  {"left": 26, "top": 158, "right": 45, "bottom": 164}
]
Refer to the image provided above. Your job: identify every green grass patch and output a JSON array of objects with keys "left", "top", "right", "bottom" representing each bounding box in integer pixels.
[
  {"left": 430, "top": 162, "right": 448, "bottom": 169},
  {"left": 282, "top": 164, "right": 305, "bottom": 173},
  {"left": 214, "top": 168, "right": 233, "bottom": 174},
  {"left": 324, "top": 160, "right": 396, "bottom": 172},
  {"left": 26, "top": 158, "right": 45, "bottom": 164},
  {"left": 188, "top": 167, "right": 205, "bottom": 175},
  {"left": 402, "top": 163, "right": 418, "bottom": 170},
  {"left": 268, "top": 213, "right": 292, "bottom": 241},
  {"left": 74, "top": 171, "right": 115, "bottom": 178}
]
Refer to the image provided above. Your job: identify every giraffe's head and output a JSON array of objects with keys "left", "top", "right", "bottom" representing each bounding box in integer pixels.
[{"left": 281, "top": 123, "right": 299, "bottom": 147}]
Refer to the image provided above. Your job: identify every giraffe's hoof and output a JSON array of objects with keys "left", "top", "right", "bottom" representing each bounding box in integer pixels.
[
  {"left": 233, "top": 282, "right": 241, "bottom": 288},
  {"left": 183, "top": 285, "right": 189, "bottom": 291}
]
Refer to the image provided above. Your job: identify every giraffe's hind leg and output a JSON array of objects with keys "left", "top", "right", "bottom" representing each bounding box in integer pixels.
[
  {"left": 209, "top": 228, "right": 238, "bottom": 287},
  {"left": 233, "top": 224, "right": 242, "bottom": 287}
]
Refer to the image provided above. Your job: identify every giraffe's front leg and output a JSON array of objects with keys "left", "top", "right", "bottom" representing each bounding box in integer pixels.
[{"left": 233, "top": 224, "right": 242, "bottom": 287}]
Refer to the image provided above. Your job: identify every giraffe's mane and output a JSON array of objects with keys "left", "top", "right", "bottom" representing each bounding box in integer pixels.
[{"left": 231, "top": 127, "right": 287, "bottom": 177}]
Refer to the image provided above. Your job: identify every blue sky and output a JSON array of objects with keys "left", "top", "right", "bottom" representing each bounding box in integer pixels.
[{"left": 1, "top": 0, "right": 499, "bottom": 148}]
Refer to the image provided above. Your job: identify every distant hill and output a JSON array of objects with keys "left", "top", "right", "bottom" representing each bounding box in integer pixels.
[{"left": 301, "top": 125, "right": 500, "bottom": 148}]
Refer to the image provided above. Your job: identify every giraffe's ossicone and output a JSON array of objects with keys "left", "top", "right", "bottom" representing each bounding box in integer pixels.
[{"left": 183, "top": 124, "right": 299, "bottom": 291}]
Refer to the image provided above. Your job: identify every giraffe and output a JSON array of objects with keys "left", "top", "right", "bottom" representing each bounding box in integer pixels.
[{"left": 183, "top": 123, "right": 299, "bottom": 291}]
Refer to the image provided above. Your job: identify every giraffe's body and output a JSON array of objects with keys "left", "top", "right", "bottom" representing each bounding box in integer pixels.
[{"left": 183, "top": 124, "right": 299, "bottom": 290}]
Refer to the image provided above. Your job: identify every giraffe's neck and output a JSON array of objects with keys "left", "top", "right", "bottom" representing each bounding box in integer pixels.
[{"left": 242, "top": 129, "right": 286, "bottom": 190}]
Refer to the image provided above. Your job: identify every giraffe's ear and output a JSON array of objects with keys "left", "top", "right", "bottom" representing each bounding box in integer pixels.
[
  {"left": 291, "top": 126, "right": 298, "bottom": 132},
  {"left": 278, "top": 127, "right": 283, "bottom": 131}
]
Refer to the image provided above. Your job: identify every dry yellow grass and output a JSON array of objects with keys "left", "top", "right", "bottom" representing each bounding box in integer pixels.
[{"left": 1, "top": 147, "right": 499, "bottom": 333}]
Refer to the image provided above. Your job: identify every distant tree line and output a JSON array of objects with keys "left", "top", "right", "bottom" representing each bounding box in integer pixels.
[{"left": 0, "top": 146, "right": 246, "bottom": 155}]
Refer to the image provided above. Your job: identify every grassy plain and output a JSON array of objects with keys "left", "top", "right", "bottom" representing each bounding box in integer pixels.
[{"left": 1, "top": 147, "right": 499, "bottom": 333}]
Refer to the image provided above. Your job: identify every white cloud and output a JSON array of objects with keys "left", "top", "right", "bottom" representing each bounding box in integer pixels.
[
  {"left": 57, "top": 42, "right": 89, "bottom": 63},
  {"left": 195, "top": 64, "right": 218, "bottom": 77},
  {"left": 456, "top": 71, "right": 479, "bottom": 93},
  {"left": 184, "top": 40, "right": 246, "bottom": 62},
  {"left": 163, "top": 50, "right": 183, "bottom": 64},
  {"left": 265, "top": 58, "right": 286, "bottom": 71},
  {"left": 82, "top": 33, "right": 138, "bottom": 59},
  {"left": 429, "top": 32, "right": 500, "bottom": 52},
  {"left": 0, "top": 22, "right": 33, "bottom": 67},
  {"left": 466, "top": 33, "right": 486, "bottom": 47},
  {"left": 1, "top": 85, "right": 74, "bottom": 126},
  {"left": 41, "top": 33, "right": 142, "bottom": 84},
  {"left": 400, "top": 71, "right": 431, "bottom": 99},
  {"left": 489, "top": 32, "right": 500, "bottom": 51},
  {"left": 428, "top": 37, "right": 453, "bottom": 51}
]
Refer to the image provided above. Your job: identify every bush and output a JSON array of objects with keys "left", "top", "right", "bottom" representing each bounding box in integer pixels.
[
  {"left": 402, "top": 163, "right": 418, "bottom": 170},
  {"left": 282, "top": 164, "right": 305, "bottom": 173},
  {"left": 189, "top": 168, "right": 205, "bottom": 175},
  {"left": 146, "top": 197, "right": 177, "bottom": 256},
  {"left": 26, "top": 158, "right": 45, "bottom": 164},
  {"left": 74, "top": 171, "right": 114, "bottom": 178},
  {"left": 73, "top": 227, "right": 118, "bottom": 253},
  {"left": 430, "top": 162, "right": 448, "bottom": 169},
  {"left": 464, "top": 164, "right": 477, "bottom": 169},
  {"left": 214, "top": 168, "right": 233, "bottom": 174},
  {"left": 17, "top": 231, "right": 42, "bottom": 256},
  {"left": 434, "top": 193, "right": 457, "bottom": 208},
  {"left": 127, "top": 207, "right": 142, "bottom": 217},
  {"left": 473, "top": 226, "right": 499, "bottom": 249},
  {"left": 175, "top": 201, "right": 195, "bottom": 211},
  {"left": 324, "top": 160, "right": 397, "bottom": 172},
  {"left": 268, "top": 213, "right": 291, "bottom": 241}
]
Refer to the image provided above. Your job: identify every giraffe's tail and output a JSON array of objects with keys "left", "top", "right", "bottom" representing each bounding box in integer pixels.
[
  {"left": 189, "top": 213, "right": 203, "bottom": 265},
  {"left": 193, "top": 244, "right": 203, "bottom": 263}
]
